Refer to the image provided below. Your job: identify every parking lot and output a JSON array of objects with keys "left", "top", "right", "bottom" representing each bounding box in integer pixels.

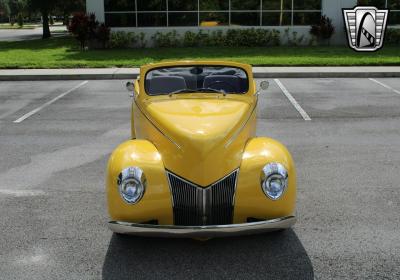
[{"left": 0, "top": 77, "right": 400, "bottom": 279}]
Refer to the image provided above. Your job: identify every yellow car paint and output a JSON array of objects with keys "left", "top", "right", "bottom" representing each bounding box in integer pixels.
[{"left": 106, "top": 60, "right": 296, "bottom": 226}]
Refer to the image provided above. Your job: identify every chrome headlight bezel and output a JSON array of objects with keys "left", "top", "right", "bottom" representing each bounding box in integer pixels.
[
  {"left": 117, "top": 167, "right": 146, "bottom": 204},
  {"left": 261, "top": 163, "right": 288, "bottom": 200}
]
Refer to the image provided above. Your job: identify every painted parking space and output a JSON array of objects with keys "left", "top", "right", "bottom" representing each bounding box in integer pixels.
[
  {"left": 256, "top": 79, "right": 304, "bottom": 120},
  {"left": 0, "top": 80, "right": 86, "bottom": 122},
  {"left": 369, "top": 78, "right": 400, "bottom": 96},
  {"left": 277, "top": 78, "right": 400, "bottom": 119},
  {"left": 0, "top": 79, "right": 399, "bottom": 279}
]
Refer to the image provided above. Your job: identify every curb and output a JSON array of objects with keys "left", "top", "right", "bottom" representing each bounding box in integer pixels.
[
  {"left": 252, "top": 72, "right": 400, "bottom": 78},
  {"left": 1, "top": 69, "right": 400, "bottom": 81},
  {"left": 0, "top": 74, "right": 137, "bottom": 81}
]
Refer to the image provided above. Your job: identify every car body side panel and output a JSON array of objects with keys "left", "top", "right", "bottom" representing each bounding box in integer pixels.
[
  {"left": 106, "top": 140, "right": 173, "bottom": 225},
  {"left": 233, "top": 137, "right": 296, "bottom": 224}
]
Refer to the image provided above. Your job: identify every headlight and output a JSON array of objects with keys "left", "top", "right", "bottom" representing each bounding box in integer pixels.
[
  {"left": 117, "top": 167, "right": 146, "bottom": 204},
  {"left": 261, "top": 163, "right": 288, "bottom": 200}
]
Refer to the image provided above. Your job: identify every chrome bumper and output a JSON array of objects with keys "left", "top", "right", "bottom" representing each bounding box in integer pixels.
[{"left": 108, "top": 216, "right": 296, "bottom": 238}]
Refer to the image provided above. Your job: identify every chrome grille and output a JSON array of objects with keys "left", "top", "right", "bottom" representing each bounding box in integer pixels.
[{"left": 167, "top": 170, "right": 238, "bottom": 226}]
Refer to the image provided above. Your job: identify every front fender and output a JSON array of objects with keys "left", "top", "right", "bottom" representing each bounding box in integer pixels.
[
  {"left": 106, "top": 140, "right": 173, "bottom": 224},
  {"left": 233, "top": 137, "right": 296, "bottom": 223}
]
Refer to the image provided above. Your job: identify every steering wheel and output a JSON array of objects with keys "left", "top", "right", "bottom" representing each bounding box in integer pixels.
[{"left": 206, "top": 80, "right": 236, "bottom": 92}]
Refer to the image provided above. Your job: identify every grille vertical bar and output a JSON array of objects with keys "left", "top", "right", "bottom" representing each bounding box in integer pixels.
[{"left": 167, "top": 170, "right": 238, "bottom": 226}]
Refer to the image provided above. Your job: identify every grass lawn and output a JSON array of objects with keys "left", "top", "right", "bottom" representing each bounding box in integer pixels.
[{"left": 0, "top": 37, "right": 399, "bottom": 68}]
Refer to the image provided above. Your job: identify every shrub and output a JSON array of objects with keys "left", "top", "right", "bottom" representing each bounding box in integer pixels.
[
  {"left": 284, "top": 29, "right": 306, "bottom": 46},
  {"left": 109, "top": 31, "right": 134, "bottom": 48},
  {"left": 68, "top": 12, "right": 90, "bottom": 50},
  {"left": 152, "top": 28, "right": 281, "bottom": 48},
  {"left": 183, "top": 31, "right": 197, "bottom": 47},
  {"left": 94, "top": 23, "right": 111, "bottom": 48},
  {"left": 69, "top": 13, "right": 110, "bottom": 50},
  {"left": 138, "top": 32, "right": 147, "bottom": 48},
  {"left": 271, "top": 30, "right": 281, "bottom": 46},
  {"left": 152, "top": 31, "right": 180, "bottom": 47},
  {"left": 210, "top": 30, "right": 226, "bottom": 47},
  {"left": 310, "top": 15, "right": 335, "bottom": 43},
  {"left": 386, "top": 28, "right": 400, "bottom": 45},
  {"left": 17, "top": 13, "right": 23, "bottom": 27}
]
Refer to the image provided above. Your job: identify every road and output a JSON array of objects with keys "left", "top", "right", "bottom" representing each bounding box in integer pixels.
[
  {"left": 0, "top": 78, "right": 399, "bottom": 279},
  {"left": 0, "top": 25, "right": 67, "bottom": 41}
]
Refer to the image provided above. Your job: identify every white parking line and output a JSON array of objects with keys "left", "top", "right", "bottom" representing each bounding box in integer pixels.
[
  {"left": 274, "top": 79, "right": 312, "bottom": 121},
  {"left": 13, "top": 81, "right": 88, "bottom": 123},
  {"left": 369, "top": 78, "right": 400, "bottom": 95},
  {"left": 0, "top": 189, "right": 46, "bottom": 197}
]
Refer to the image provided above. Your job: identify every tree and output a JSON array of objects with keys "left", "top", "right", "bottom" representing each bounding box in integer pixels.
[
  {"left": 0, "top": 0, "right": 11, "bottom": 21},
  {"left": 28, "top": 0, "right": 59, "bottom": 38},
  {"left": 55, "top": 0, "right": 85, "bottom": 25}
]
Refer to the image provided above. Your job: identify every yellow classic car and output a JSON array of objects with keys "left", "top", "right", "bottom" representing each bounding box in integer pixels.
[{"left": 106, "top": 61, "right": 296, "bottom": 238}]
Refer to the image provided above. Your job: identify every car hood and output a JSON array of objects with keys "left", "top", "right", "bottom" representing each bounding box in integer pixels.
[{"left": 141, "top": 98, "right": 256, "bottom": 186}]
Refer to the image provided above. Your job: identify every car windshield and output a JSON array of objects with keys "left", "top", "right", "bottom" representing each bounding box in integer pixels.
[{"left": 145, "top": 66, "right": 249, "bottom": 96}]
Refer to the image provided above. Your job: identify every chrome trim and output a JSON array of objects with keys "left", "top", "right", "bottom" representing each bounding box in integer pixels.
[
  {"left": 167, "top": 170, "right": 239, "bottom": 226},
  {"left": 261, "top": 163, "right": 289, "bottom": 201},
  {"left": 167, "top": 169, "right": 239, "bottom": 191},
  {"left": 108, "top": 216, "right": 296, "bottom": 238},
  {"left": 134, "top": 100, "right": 182, "bottom": 150},
  {"left": 117, "top": 167, "right": 146, "bottom": 205}
]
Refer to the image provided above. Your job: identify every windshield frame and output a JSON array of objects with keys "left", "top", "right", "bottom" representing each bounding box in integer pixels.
[{"left": 144, "top": 65, "right": 250, "bottom": 96}]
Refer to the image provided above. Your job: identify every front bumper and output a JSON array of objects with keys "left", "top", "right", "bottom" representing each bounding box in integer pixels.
[{"left": 108, "top": 216, "right": 296, "bottom": 238}]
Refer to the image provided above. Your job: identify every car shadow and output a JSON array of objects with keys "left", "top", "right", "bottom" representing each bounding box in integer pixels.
[{"left": 102, "top": 229, "right": 313, "bottom": 280}]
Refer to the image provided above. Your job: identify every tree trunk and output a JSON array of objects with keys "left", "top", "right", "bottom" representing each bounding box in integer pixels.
[{"left": 42, "top": 11, "right": 51, "bottom": 39}]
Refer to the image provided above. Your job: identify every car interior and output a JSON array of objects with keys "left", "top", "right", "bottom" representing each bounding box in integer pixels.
[{"left": 145, "top": 66, "right": 249, "bottom": 95}]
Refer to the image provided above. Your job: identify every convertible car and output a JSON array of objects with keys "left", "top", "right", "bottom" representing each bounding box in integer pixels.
[{"left": 106, "top": 61, "right": 296, "bottom": 238}]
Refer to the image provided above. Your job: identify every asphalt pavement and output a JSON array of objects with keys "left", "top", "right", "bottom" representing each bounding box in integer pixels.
[
  {"left": 0, "top": 25, "right": 67, "bottom": 41},
  {"left": 0, "top": 78, "right": 400, "bottom": 279}
]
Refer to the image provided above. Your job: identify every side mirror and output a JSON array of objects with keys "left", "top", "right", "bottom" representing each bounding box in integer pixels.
[
  {"left": 126, "top": 82, "right": 135, "bottom": 97},
  {"left": 255, "top": 81, "right": 269, "bottom": 96},
  {"left": 260, "top": 81, "right": 269, "bottom": 91}
]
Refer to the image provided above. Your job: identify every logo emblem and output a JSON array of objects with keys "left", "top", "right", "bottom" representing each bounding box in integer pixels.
[{"left": 343, "top": 6, "right": 389, "bottom": 52}]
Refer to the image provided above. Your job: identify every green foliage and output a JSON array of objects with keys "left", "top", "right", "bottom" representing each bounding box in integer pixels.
[
  {"left": 138, "top": 32, "right": 146, "bottom": 48},
  {"left": 68, "top": 13, "right": 110, "bottom": 50},
  {"left": 386, "top": 28, "right": 400, "bottom": 45},
  {"left": 16, "top": 12, "right": 23, "bottom": 26},
  {"left": 109, "top": 31, "right": 134, "bottom": 49},
  {"left": 183, "top": 31, "right": 197, "bottom": 47},
  {"left": 0, "top": 37, "right": 400, "bottom": 68},
  {"left": 310, "top": 15, "right": 335, "bottom": 42},
  {"left": 158, "top": 29, "right": 281, "bottom": 48},
  {"left": 109, "top": 31, "right": 147, "bottom": 48},
  {"left": 152, "top": 31, "right": 180, "bottom": 48},
  {"left": 284, "top": 29, "right": 306, "bottom": 46},
  {"left": 0, "top": 0, "right": 10, "bottom": 17}
]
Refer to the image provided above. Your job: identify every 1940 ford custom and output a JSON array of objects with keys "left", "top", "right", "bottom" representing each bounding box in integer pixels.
[{"left": 106, "top": 61, "right": 296, "bottom": 238}]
